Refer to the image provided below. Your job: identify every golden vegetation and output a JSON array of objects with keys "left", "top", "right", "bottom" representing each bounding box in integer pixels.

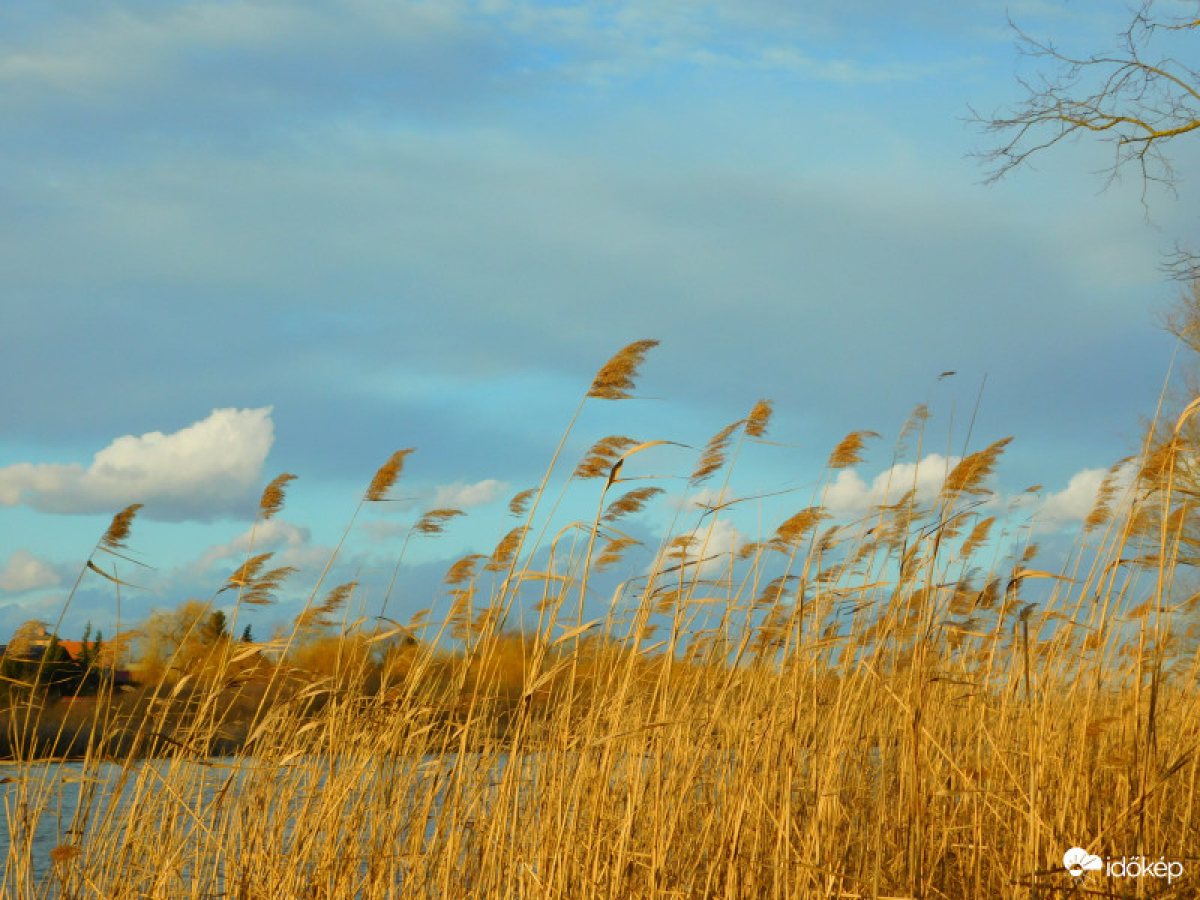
[{"left": 1, "top": 340, "right": 1198, "bottom": 900}]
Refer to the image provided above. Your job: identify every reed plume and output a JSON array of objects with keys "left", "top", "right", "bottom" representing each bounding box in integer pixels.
[
  {"left": 601, "top": 486, "right": 663, "bottom": 524},
  {"left": 898, "top": 402, "right": 931, "bottom": 444},
  {"left": 745, "top": 398, "right": 774, "bottom": 438},
  {"left": 770, "top": 506, "right": 826, "bottom": 552},
  {"left": 365, "top": 449, "right": 416, "bottom": 502},
  {"left": 594, "top": 535, "right": 640, "bottom": 573},
  {"left": 222, "top": 553, "right": 273, "bottom": 591},
  {"left": 737, "top": 540, "right": 762, "bottom": 560},
  {"left": 958, "top": 515, "right": 995, "bottom": 560},
  {"left": 243, "top": 565, "right": 296, "bottom": 606},
  {"left": 485, "top": 527, "right": 527, "bottom": 572},
  {"left": 258, "top": 473, "right": 296, "bottom": 520},
  {"left": 508, "top": 487, "right": 537, "bottom": 518},
  {"left": 445, "top": 554, "right": 485, "bottom": 586},
  {"left": 100, "top": 503, "right": 142, "bottom": 552},
  {"left": 573, "top": 435, "right": 637, "bottom": 480},
  {"left": 664, "top": 534, "right": 698, "bottom": 563},
  {"left": 755, "top": 574, "right": 798, "bottom": 606},
  {"left": 940, "top": 436, "right": 1013, "bottom": 502},
  {"left": 691, "top": 420, "right": 741, "bottom": 483},
  {"left": 1084, "top": 463, "right": 1127, "bottom": 532},
  {"left": 414, "top": 508, "right": 465, "bottom": 535},
  {"left": 586, "top": 339, "right": 659, "bottom": 400},
  {"left": 827, "top": 430, "right": 880, "bottom": 470},
  {"left": 297, "top": 581, "right": 357, "bottom": 631}
]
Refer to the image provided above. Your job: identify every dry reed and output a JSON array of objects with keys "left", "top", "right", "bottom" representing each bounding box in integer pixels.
[{"left": 2, "top": 349, "right": 1198, "bottom": 900}]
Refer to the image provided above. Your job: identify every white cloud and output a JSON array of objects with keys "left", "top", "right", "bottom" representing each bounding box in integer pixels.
[
  {"left": 698, "top": 517, "right": 745, "bottom": 564},
  {"left": 0, "top": 1, "right": 478, "bottom": 98},
  {"left": 0, "top": 550, "right": 61, "bottom": 592},
  {"left": 824, "top": 453, "right": 959, "bottom": 517},
  {"left": 194, "top": 518, "right": 311, "bottom": 571},
  {"left": 1035, "top": 461, "right": 1137, "bottom": 530},
  {"left": 0, "top": 407, "right": 274, "bottom": 520},
  {"left": 1037, "top": 468, "right": 1108, "bottom": 524},
  {"left": 651, "top": 516, "right": 747, "bottom": 581},
  {"left": 356, "top": 480, "right": 506, "bottom": 544},
  {"left": 664, "top": 487, "right": 732, "bottom": 514},
  {"left": 359, "top": 520, "right": 409, "bottom": 543},
  {"left": 756, "top": 46, "right": 946, "bottom": 84},
  {"left": 173, "top": 518, "right": 329, "bottom": 605},
  {"left": 432, "top": 478, "right": 508, "bottom": 510}
]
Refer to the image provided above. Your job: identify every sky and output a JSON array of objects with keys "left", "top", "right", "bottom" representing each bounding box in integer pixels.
[{"left": 2, "top": 0, "right": 1197, "bottom": 645}]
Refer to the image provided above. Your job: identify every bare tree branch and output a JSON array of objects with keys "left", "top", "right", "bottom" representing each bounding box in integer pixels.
[
  {"left": 975, "top": 3, "right": 1200, "bottom": 276},
  {"left": 976, "top": 7, "right": 1199, "bottom": 184}
]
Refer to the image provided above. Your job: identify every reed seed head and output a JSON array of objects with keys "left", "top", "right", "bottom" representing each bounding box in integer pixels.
[
  {"left": 959, "top": 516, "right": 996, "bottom": 560},
  {"left": 941, "top": 436, "right": 1013, "bottom": 501},
  {"left": 755, "top": 574, "right": 798, "bottom": 606},
  {"left": 770, "top": 506, "right": 826, "bottom": 551},
  {"left": 745, "top": 398, "right": 774, "bottom": 438},
  {"left": 225, "top": 552, "right": 273, "bottom": 590},
  {"left": 587, "top": 339, "right": 659, "bottom": 400},
  {"left": 297, "top": 581, "right": 357, "bottom": 630},
  {"left": 100, "top": 503, "right": 143, "bottom": 551},
  {"left": 259, "top": 473, "right": 296, "bottom": 520},
  {"left": 445, "top": 554, "right": 485, "bottom": 586},
  {"left": 899, "top": 403, "right": 931, "bottom": 446},
  {"left": 243, "top": 566, "right": 295, "bottom": 606},
  {"left": 692, "top": 420, "right": 741, "bottom": 483},
  {"left": 366, "top": 449, "right": 416, "bottom": 502},
  {"left": 485, "top": 527, "right": 526, "bottom": 572},
  {"left": 827, "top": 430, "right": 880, "bottom": 470},
  {"left": 508, "top": 487, "right": 538, "bottom": 518},
  {"left": 594, "top": 535, "right": 640, "bottom": 572},
  {"left": 415, "top": 508, "right": 464, "bottom": 535},
  {"left": 574, "top": 435, "right": 636, "bottom": 480},
  {"left": 601, "top": 486, "right": 663, "bottom": 524}
]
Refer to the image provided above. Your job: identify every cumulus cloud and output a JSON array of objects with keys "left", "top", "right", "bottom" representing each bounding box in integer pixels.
[
  {"left": 650, "top": 516, "right": 747, "bottom": 582},
  {"left": 359, "top": 520, "right": 410, "bottom": 543},
  {"left": 0, "top": 593, "right": 72, "bottom": 639},
  {"left": 173, "top": 518, "right": 328, "bottom": 606},
  {"left": 671, "top": 487, "right": 732, "bottom": 513},
  {"left": 356, "top": 480, "right": 506, "bottom": 544},
  {"left": 1035, "top": 461, "right": 1137, "bottom": 531},
  {"left": 697, "top": 517, "right": 746, "bottom": 566},
  {"left": 0, "top": 549, "right": 62, "bottom": 592},
  {"left": 432, "top": 479, "right": 508, "bottom": 510},
  {"left": 0, "top": 408, "right": 274, "bottom": 520},
  {"left": 194, "top": 518, "right": 312, "bottom": 572},
  {"left": 824, "top": 453, "right": 959, "bottom": 517}
]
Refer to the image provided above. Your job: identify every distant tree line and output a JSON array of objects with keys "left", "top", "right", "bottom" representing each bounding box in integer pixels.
[{"left": 0, "top": 620, "right": 112, "bottom": 701}]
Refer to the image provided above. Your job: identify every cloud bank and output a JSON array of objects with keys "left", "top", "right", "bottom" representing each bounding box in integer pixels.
[
  {"left": 431, "top": 479, "right": 508, "bottom": 510},
  {"left": 824, "top": 453, "right": 960, "bottom": 517},
  {"left": 0, "top": 408, "right": 274, "bottom": 521},
  {"left": 0, "top": 550, "right": 62, "bottom": 593},
  {"left": 1034, "top": 461, "right": 1138, "bottom": 532}
]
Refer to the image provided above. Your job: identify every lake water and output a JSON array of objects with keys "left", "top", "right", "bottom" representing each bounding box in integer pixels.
[{"left": 0, "top": 753, "right": 535, "bottom": 895}]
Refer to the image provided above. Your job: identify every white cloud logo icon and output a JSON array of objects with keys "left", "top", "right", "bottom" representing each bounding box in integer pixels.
[{"left": 1064, "top": 847, "right": 1103, "bottom": 876}]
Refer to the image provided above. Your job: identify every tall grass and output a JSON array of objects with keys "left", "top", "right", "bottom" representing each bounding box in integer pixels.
[{"left": 2, "top": 340, "right": 1198, "bottom": 899}]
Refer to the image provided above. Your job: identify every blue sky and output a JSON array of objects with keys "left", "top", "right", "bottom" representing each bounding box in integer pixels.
[{"left": 1, "top": 0, "right": 1196, "bottom": 644}]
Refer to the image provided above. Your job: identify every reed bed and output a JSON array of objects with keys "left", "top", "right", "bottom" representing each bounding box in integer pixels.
[{"left": 2, "top": 341, "right": 1198, "bottom": 899}]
